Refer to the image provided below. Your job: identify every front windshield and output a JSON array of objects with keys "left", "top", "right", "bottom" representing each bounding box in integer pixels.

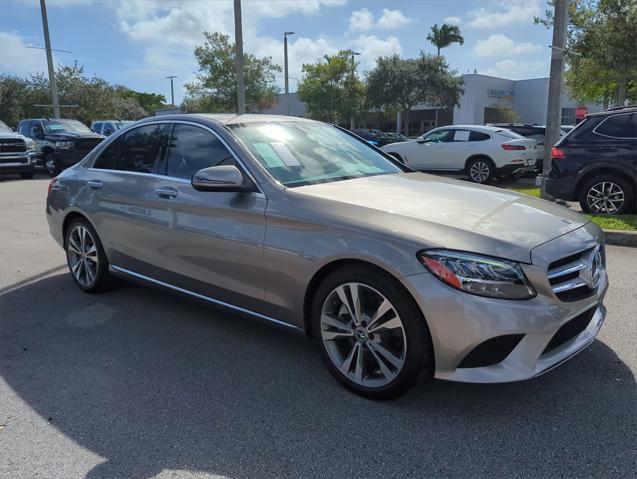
[
  {"left": 228, "top": 121, "right": 402, "bottom": 187},
  {"left": 0, "top": 121, "right": 12, "bottom": 133},
  {"left": 43, "top": 120, "right": 92, "bottom": 134}
]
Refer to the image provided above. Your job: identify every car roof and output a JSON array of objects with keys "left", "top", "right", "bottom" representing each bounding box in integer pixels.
[
  {"left": 185, "top": 113, "right": 315, "bottom": 125},
  {"left": 587, "top": 105, "right": 637, "bottom": 117},
  {"left": 434, "top": 124, "right": 506, "bottom": 133}
]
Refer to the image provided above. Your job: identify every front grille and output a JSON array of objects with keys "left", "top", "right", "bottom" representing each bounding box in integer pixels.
[
  {"left": 0, "top": 157, "right": 28, "bottom": 164},
  {"left": 542, "top": 306, "right": 597, "bottom": 355},
  {"left": 0, "top": 139, "right": 26, "bottom": 153},
  {"left": 74, "top": 138, "right": 103, "bottom": 153},
  {"left": 547, "top": 247, "right": 601, "bottom": 302}
]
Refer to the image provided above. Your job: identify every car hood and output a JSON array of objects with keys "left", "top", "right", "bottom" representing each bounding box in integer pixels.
[
  {"left": 0, "top": 133, "right": 27, "bottom": 140},
  {"left": 43, "top": 133, "right": 104, "bottom": 141},
  {"left": 285, "top": 172, "right": 588, "bottom": 263}
]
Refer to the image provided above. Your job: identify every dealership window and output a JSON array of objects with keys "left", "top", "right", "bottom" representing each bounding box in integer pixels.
[{"left": 562, "top": 108, "right": 576, "bottom": 125}]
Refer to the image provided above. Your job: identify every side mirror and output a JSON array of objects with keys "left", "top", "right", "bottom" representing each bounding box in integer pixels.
[
  {"left": 192, "top": 165, "right": 255, "bottom": 193},
  {"left": 416, "top": 136, "right": 426, "bottom": 144}
]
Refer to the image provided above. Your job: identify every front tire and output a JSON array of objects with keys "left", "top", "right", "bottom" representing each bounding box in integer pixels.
[
  {"left": 466, "top": 157, "right": 495, "bottom": 184},
  {"left": 65, "top": 219, "right": 116, "bottom": 293},
  {"left": 579, "top": 174, "right": 634, "bottom": 215},
  {"left": 311, "top": 265, "right": 433, "bottom": 399},
  {"left": 45, "top": 153, "right": 61, "bottom": 177}
]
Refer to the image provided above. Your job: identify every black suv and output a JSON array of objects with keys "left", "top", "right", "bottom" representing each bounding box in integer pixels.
[
  {"left": 17, "top": 119, "right": 105, "bottom": 176},
  {"left": 544, "top": 106, "right": 637, "bottom": 214}
]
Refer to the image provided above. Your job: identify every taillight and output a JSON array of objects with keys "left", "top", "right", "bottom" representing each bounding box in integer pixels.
[
  {"left": 501, "top": 144, "right": 526, "bottom": 151},
  {"left": 48, "top": 179, "right": 56, "bottom": 195},
  {"left": 551, "top": 147, "right": 566, "bottom": 160}
]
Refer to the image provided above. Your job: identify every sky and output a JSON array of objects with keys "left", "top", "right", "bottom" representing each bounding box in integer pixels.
[{"left": 1, "top": 0, "right": 554, "bottom": 104}]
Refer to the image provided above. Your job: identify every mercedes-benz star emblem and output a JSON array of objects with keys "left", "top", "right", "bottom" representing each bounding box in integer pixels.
[{"left": 582, "top": 246, "right": 602, "bottom": 289}]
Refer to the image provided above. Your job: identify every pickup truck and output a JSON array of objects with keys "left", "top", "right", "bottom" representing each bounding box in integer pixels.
[{"left": 0, "top": 120, "right": 37, "bottom": 179}]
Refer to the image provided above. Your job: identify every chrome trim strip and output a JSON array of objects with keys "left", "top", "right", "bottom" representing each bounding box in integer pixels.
[
  {"left": 109, "top": 265, "right": 301, "bottom": 331},
  {"left": 547, "top": 261, "right": 587, "bottom": 279},
  {"left": 88, "top": 168, "right": 191, "bottom": 184},
  {"left": 552, "top": 278, "right": 588, "bottom": 293}
]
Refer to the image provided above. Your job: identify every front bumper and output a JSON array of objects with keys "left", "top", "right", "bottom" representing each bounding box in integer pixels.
[
  {"left": 400, "top": 225, "right": 607, "bottom": 384},
  {"left": 0, "top": 152, "right": 36, "bottom": 174}
]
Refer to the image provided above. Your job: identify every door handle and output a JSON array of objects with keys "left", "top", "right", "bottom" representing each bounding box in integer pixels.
[
  {"left": 156, "top": 186, "right": 179, "bottom": 199},
  {"left": 87, "top": 180, "right": 103, "bottom": 189}
]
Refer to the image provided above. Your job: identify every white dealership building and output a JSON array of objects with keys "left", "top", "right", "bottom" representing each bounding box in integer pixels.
[{"left": 264, "top": 73, "right": 604, "bottom": 136}]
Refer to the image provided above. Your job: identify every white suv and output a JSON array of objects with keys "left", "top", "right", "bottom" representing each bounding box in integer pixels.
[{"left": 381, "top": 125, "right": 537, "bottom": 184}]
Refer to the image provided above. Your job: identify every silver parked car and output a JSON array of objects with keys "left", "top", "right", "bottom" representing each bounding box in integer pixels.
[{"left": 46, "top": 114, "right": 608, "bottom": 399}]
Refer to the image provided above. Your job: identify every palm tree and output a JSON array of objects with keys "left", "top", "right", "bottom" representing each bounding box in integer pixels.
[{"left": 427, "top": 23, "right": 464, "bottom": 57}]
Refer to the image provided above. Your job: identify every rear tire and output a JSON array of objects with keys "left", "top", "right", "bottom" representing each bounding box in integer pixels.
[
  {"left": 65, "top": 219, "right": 117, "bottom": 293},
  {"left": 311, "top": 265, "right": 433, "bottom": 399},
  {"left": 578, "top": 174, "right": 634, "bottom": 215},
  {"left": 466, "top": 157, "right": 495, "bottom": 184}
]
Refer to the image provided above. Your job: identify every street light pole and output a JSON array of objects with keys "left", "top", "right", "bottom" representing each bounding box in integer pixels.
[
  {"left": 234, "top": 0, "right": 245, "bottom": 114},
  {"left": 350, "top": 51, "right": 361, "bottom": 130},
  {"left": 166, "top": 75, "right": 177, "bottom": 106},
  {"left": 541, "top": 0, "right": 569, "bottom": 199},
  {"left": 284, "top": 31, "right": 295, "bottom": 116},
  {"left": 39, "top": 0, "right": 60, "bottom": 119}
]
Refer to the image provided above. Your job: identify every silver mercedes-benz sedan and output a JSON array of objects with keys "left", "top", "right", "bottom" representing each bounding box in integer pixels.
[{"left": 46, "top": 114, "right": 608, "bottom": 399}]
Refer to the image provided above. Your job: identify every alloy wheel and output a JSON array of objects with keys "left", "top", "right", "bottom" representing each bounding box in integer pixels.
[
  {"left": 586, "top": 181, "right": 625, "bottom": 214},
  {"left": 67, "top": 225, "right": 99, "bottom": 287},
  {"left": 45, "top": 157, "right": 56, "bottom": 176},
  {"left": 469, "top": 161, "right": 490, "bottom": 183},
  {"left": 320, "top": 282, "right": 407, "bottom": 388}
]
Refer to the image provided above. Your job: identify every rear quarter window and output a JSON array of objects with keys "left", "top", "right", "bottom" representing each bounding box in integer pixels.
[{"left": 595, "top": 113, "right": 637, "bottom": 139}]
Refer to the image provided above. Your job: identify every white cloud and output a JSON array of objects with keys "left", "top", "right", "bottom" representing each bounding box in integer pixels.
[
  {"left": 376, "top": 9, "right": 411, "bottom": 29},
  {"left": 349, "top": 8, "right": 375, "bottom": 32},
  {"left": 473, "top": 34, "right": 542, "bottom": 58},
  {"left": 482, "top": 59, "right": 547, "bottom": 79},
  {"left": 349, "top": 8, "right": 410, "bottom": 32},
  {"left": 0, "top": 31, "right": 49, "bottom": 76},
  {"left": 351, "top": 35, "right": 402, "bottom": 68},
  {"left": 443, "top": 16, "right": 462, "bottom": 26},
  {"left": 468, "top": 1, "right": 541, "bottom": 29}
]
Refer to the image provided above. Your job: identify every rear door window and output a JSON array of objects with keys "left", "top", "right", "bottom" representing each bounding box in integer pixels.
[
  {"left": 117, "top": 124, "right": 170, "bottom": 173},
  {"left": 93, "top": 136, "right": 123, "bottom": 170},
  {"left": 165, "top": 124, "right": 236, "bottom": 180},
  {"left": 596, "top": 113, "right": 637, "bottom": 139}
]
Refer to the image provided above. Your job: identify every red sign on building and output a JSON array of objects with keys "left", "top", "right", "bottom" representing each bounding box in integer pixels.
[{"left": 575, "top": 105, "right": 588, "bottom": 121}]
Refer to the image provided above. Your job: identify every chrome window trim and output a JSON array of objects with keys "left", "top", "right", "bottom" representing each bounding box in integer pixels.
[
  {"left": 88, "top": 119, "right": 266, "bottom": 196},
  {"left": 592, "top": 112, "right": 637, "bottom": 140},
  {"left": 110, "top": 265, "right": 301, "bottom": 331}
]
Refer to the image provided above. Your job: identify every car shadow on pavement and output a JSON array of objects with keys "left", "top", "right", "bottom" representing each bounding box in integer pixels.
[{"left": 1, "top": 273, "right": 635, "bottom": 478}]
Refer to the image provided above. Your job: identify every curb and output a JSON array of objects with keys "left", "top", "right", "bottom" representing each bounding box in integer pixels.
[{"left": 604, "top": 230, "right": 637, "bottom": 248}]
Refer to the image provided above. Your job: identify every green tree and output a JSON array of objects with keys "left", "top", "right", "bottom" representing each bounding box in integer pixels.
[
  {"left": 297, "top": 50, "right": 366, "bottom": 124},
  {"left": 535, "top": 0, "right": 637, "bottom": 106},
  {"left": 0, "top": 64, "right": 154, "bottom": 127},
  {"left": 366, "top": 54, "right": 464, "bottom": 135},
  {"left": 117, "top": 88, "right": 168, "bottom": 114},
  {"left": 184, "top": 32, "right": 281, "bottom": 113},
  {"left": 426, "top": 23, "right": 464, "bottom": 57}
]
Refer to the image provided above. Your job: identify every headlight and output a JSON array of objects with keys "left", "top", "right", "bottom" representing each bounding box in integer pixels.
[
  {"left": 25, "top": 138, "right": 35, "bottom": 151},
  {"left": 417, "top": 250, "right": 536, "bottom": 300},
  {"left": 55, "top": 141, "right": 73, "bottom": 149}
]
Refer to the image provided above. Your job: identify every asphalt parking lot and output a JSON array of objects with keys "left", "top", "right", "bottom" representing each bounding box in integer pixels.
[{"left": 1, "top": 177, "right": 636, "bottom": 479}]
